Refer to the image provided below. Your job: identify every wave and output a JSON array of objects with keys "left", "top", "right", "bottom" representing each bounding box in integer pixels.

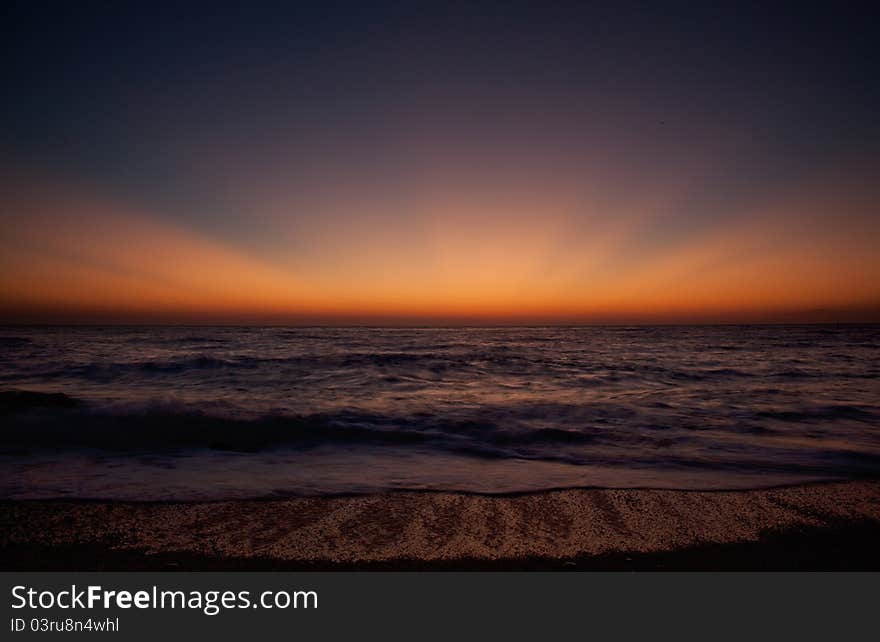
[
  {"left": 0, "top": 391, "right": 652, "bottom": 458},
  {"left": 29, "top": 356, "right": 271, "bottom": 380},
  {"left": 7, "top": 336, "right": 876, "bottom": 386},
  {"left": 0, "top": 416, "right": 613, "bottom": 462},
  {"left": 2, "top": 390, "right": 879, "bottom": 478},
  {"left": 0, "top": 390, "right": 81, "bottom": 414},
  {"left": 755, "top": 405, "right": 876, "bottom": 423},
  {"left": 137, "top": 356, "right": 246, "bottom": 373},
  {"left": 0, "top": 405, "right": 431, "bottom": 453},
  {"left": 15, "top": 352, "right": 485, "bottom": 383}
]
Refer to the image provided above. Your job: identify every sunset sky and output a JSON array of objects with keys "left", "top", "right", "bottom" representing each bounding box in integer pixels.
[{"left": 2, "top": 2, "right": 878, "bottom": 324}]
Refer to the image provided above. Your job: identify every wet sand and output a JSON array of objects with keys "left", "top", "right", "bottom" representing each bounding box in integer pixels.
[{"left": 2, "top": 480, "right": 879, "bottom": 570}]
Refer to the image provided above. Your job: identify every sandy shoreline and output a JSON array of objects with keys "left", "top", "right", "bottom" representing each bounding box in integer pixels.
[{"left": 2, "top": 480, "right": 880, "bottom": 570}]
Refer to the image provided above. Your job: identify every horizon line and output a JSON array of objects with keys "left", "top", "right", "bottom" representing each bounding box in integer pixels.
[{"left": 3, "top": 321, "right": 879, "bottom": 329}]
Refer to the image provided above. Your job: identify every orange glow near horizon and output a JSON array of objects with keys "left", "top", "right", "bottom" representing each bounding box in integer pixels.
[
  {"left": 4, "top": 4, "right": 880, "bottom": 327},
  {"left": 1, "top": 167, "right": 879, "bottom": 325}
]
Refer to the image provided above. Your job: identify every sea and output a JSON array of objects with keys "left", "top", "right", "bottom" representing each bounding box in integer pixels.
[{"left": 1, "top": 325, "right": 878, "bottom": 500}]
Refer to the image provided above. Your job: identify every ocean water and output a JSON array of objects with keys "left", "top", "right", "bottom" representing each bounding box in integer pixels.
[{"left": 1, "top": 325, "right": 878, "bottom": 500}]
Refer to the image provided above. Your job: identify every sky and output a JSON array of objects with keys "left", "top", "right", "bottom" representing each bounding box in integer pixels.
[{"left": 2, "top": 1, "right": 879, "bottom": 324}]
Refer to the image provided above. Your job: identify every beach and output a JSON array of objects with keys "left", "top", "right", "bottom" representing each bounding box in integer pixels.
[{"left": 2, "top": 480, "right": 879, "bottom": 570}]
